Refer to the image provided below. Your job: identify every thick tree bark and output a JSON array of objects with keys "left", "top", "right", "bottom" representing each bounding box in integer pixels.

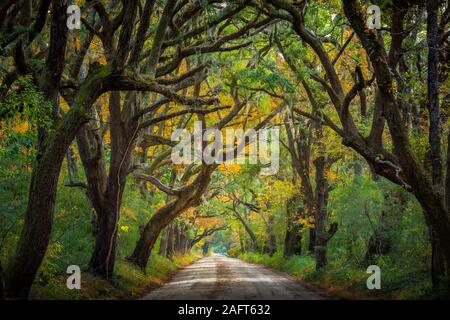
[
  {"left": 351, "top": 71, "right": 367, "bottom": 117},
  {"left": 6, "top": 65, "right": 107, "bottom": 298},
  {"left": 87, "top": 99, "right": 137, "bottom": 277},
  {"left": 76, "top": 122, "right": 108, "bottom": 233},
  {"left": 5, "top": 1, "right": 71, "bottom": 299},
  {"left": 87, "top": 154, "right": 132, "bottom": 278},
  {"left": 77, "top": 90, "right": 139, "bottom": 278},
  {"left": 312, "top": 108, "right": 338, "bottom": 270},
  {"left": 446, "top": 130, "right": 450, "bottom": 211},
  {"left": 284, "top": 114, "right": 315, "bottom": 253},
  {"left": 128, "top": 199, "right": 195, "bottom": 268},
  {"left": 127, "top": 166, "right": 215, "bottom": 269},
  {"left": 430, "top": 230, "right": 447, "bottom": 286},
  {"left": 313, "top": 154, "right": 338, "bottom": 270},
  {"left": 427, "top": 0, "right": 442, "bottom": 186},
  {"left": 88, "top": 203, "right": 119, "bottom": 278},
  {"left": 425, "top": 0, "right": 447, "bottom": 287},
  {"left": 6, "top": 147, "right": 65, "bottom": 298}
]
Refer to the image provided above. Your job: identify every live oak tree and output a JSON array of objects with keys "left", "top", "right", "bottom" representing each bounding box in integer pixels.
[
  {"left": 342, "top": 0, "right": 450, "bottom": 288},
  {"left": 72, "top": 0, "right": 271, "bottom": 280},
  {"left": 255, "top": 0, "right": 450, "bottom": 287},
  {"left": 0, "top": 0, "right": 268, "bottom": 297},
  {"left": 127, "top": 90, "right": 282, "bottom": 268}
]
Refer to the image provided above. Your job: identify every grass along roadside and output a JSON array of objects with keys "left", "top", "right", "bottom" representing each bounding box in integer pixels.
[
  {"left": 235, "top": 252, "right": 434, "bottom": 300},
  {"left": 29, "top": 253, "right": 203, "bottom": 300}
]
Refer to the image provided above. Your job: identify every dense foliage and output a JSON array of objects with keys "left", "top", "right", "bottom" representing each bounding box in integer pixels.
[{"left": 0, "top": 0, "right": 449, "bottom": 299}]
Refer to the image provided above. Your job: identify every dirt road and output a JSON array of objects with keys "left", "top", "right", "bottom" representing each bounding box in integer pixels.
[{"left": 142, "top": 254, "right": 325, "bottom": 300}]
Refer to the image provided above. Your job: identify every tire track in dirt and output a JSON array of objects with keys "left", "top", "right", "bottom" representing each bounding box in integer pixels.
[{"left": 142, "top": 254, "right": 326, "bottom": 300}]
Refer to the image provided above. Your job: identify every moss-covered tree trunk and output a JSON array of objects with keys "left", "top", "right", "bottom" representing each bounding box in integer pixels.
[
  {"left": 128, "top": 199, "right": 191, "bottom": 268},
  {"left": 77, "top": 89, "right": 139, "bottom": 278},
  {"left": 127, "top": 166, "right": 215, "bottom": 269},
  {"left": 5, "top": 53, "right": 112, "bottom": 297}
]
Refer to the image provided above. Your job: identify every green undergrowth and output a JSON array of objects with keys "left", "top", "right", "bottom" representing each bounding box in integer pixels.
[
  {"left": 236, "top": 252, "right": 436, "bottom": 300},
  {"left": 30, "top": 253, "right": 202, "bottom": 300}
]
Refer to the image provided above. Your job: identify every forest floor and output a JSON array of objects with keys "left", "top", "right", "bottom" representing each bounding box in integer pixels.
[{"left": 142, "top": 254, "right": 330, "bottom": 300}]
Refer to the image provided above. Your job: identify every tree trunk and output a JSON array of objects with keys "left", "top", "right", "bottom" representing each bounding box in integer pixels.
[
  {"left": 127, "top": 162, "right": 215, "bottom": 270},
  {"left": 425, "top": 0, "right": 447, "bottom": 289},
  {"left": 314, "top": 156, "right": 327, "bottom": 269},
  {"left": 234, "top": 212, "right": 259, "bottom": 252},
  {"left": 284, "top": 198, "right": 302, "bottom": 257},
  {"left": 239, "top": 233, "right": 245, "bottom": 253},
  {"left": 159, "top": 227, "right": 169, "bottom": 257},
  {"left": 431, "top": 231, "right": 447, "bottom": 287},
  {"left": 166, "top": 223, "right": 175, "bottom": 260},
  {"left": 6, "top": 75, "right": 104, "bottom": 297},
  {"left": 284, "top": 220, "right": 302, "bottom": 257},
  {"left": 77, "top": 90, "right": 138, "bottom": 278},
  {"left": 180, "top": 224, "right": 190, "bottom": 254},
  {"left": 308, "top": 228, "right": 316, "bottom": 253},
  {"left": 127, "top": 200, "right": 188, "bottom": 268},
  {"left": 284, "top": 112, "right": 316, "bottom": 254},
  {"left": 5, "top": 145, "right": 63, "bottom": 298},
  {"left": 76, "top": 123, "right": 108, "bottom": 235},
  {"left": 66, "top": 146, "right": 79, "bottom": 183},
  {"left": 88, "top": 203, "right": 119, "bottom": 278},
  {"left": 202, "top": 242, "right": 209, "bottom": 255},
  {"left": 174, "top": 223, "right": 181, "bottom": 252},
  {"left": 351, "top": 71, "right": 367, "bottom": 117},
  {"left": 4, "top": 0, "right": 74, "bottom": 298},
  {"left": 424, "top": 214, "right": 447, "bottom": 287},
  {"left": 264, "top": 216, "right": 276, "bottom": 256},
  {"left": 88, "top": 161, "right": 130, "bottom": 278},
  {"left": 77, "top": 126, "right": 130, "bottom": 279},
  {"left": 426, "top": 0, "right": 442, "bottom": 186}
]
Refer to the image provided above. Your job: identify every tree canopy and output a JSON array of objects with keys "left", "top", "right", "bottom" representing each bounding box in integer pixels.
[{"left": 0, "top": 0, "right": 449, "bottom": 299}]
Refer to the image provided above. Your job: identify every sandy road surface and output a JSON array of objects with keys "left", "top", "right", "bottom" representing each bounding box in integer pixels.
[{"left": 142, "top": 254, "right": 325, "bottom": 300}]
